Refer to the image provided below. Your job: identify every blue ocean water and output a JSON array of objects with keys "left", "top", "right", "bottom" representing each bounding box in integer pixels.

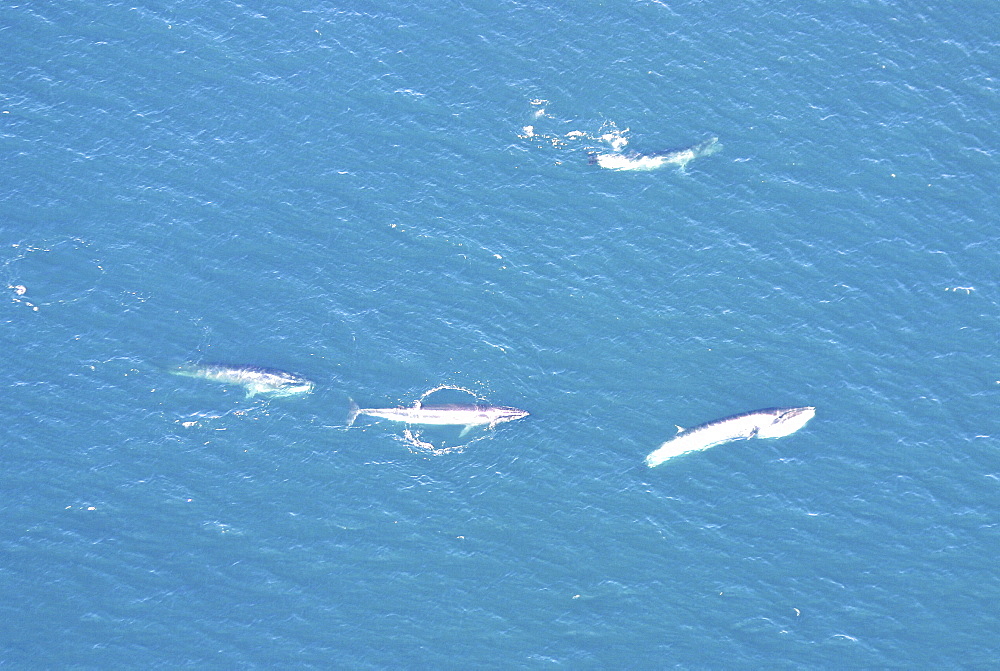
[{"left": 2, "top": 0, "right": 997, "bottom": 668}]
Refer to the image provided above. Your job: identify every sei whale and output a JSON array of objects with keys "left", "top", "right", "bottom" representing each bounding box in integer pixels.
[
  {"left": 347, "top": 399, "right": 529, "bottom": 435},
  {"left": 171, "top": 363, "right": 315, "bottom": 398},
  {"left": 645, "top": 406, "right": 815, "bottom": 467}
]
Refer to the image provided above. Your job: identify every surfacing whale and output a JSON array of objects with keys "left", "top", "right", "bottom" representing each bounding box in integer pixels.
[
  {"left": 590, "top": 136, "right": 721, "bottom": 171},
  {"left": 347, "top": 399, "right": 529, "bottom": 436},
  {"left": 645, "top": 406, "right": 815, "bottom": 467}
]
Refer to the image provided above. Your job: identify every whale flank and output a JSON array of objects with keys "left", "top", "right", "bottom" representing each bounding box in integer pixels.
[{"left": 645, "top": 406, "right": 815, "bottom": 467}]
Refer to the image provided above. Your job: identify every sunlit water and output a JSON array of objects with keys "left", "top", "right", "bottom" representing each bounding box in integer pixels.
[{"left": 3, "top": 1, "right": 997, "bottom": 667}]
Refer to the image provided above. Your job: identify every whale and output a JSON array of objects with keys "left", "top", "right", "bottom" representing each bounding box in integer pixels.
[
  {"left": 645, "top": 406, "right": 815, "bottom": 467},
  {"left": 590, "top": 136, "right": 720, "bottom": 171},
  {"left": 347, "top": 399, "right": 529, "bottom": 435},
  {"left": 171, "top": 363, "right": 315, "bottom": 398}
]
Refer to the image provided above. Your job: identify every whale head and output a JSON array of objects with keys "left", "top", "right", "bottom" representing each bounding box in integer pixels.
[
  {"left": 756, "top": 406, "right": 816, "bottom": 438},
  {"left": 487, "top": 406, "right": 531, "bottom": 425}
]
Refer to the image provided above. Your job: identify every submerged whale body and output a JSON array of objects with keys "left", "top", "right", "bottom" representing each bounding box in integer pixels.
[
  {"left": 172, "top": 363, "right": 315, "bottom": 398},
  {"left": 591, "top": 136, "right": 720, "bottom": 171},
  {"left": 645, "top": 406, "right": 815, "bottom": 467}
]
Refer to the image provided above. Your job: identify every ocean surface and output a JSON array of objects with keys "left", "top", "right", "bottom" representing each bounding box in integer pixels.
[{"left": 2, "top": 0, "right": 997, "bottom": 668}]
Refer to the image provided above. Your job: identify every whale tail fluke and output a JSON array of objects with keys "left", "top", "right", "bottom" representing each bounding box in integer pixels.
[{"left": 346, "top": 398, "right": 361, "bottom": 428}]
